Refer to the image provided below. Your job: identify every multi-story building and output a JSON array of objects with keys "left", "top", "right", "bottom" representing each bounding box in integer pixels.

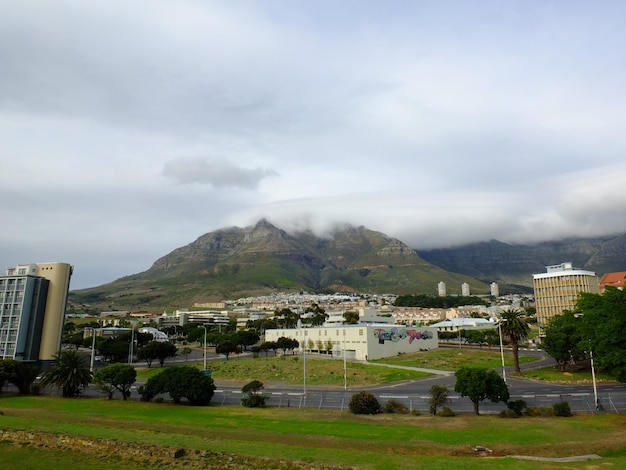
[
  {"left": 0, "top": 262, "right": 73, "bottom": 367},
  {"left": 532, "top": 262, "right": 599, "bottom": 334},
  {"left": 598, "top": 271, "right": 626, "bottom": 293}
]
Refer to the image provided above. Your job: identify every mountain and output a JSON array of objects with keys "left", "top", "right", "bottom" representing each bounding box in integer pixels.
[
  {"left": 417, "top": 234, "right": 626, "bottom": 287},
  {"left": 71, "top": 220, "right": 489, "bottom": 309}
]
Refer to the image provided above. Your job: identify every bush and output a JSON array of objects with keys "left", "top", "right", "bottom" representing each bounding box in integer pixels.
[
  {"left": 528, "top": 406, "right": 555, "bottom": 417},
  {"left": 499, "top": 409, "right": 519, "bottom": 418},
  {"left": 383, "top": 399, "right": 408, "bottom": 414},
  {"left": 241, "top": 380, "right": 267, "bottom": 408},
  {"left": 553, "top": 401, "right": 573, "bottom": 417},
  {"left": 507, "top": 399, "right": 528, "bottom": 417},
  {"left": 410, "top": 408, "right": 421, "bottom": 416},
  {"left": 437, "top": 406, "right": 455, "bottom": 417},
  {"left": 349, "top": 391, "right": 381, "bottom": 415}
]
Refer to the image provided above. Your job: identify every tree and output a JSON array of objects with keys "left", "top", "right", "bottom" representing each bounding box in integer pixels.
[
  {"left": 343, "top": 311, "right": 359, "bottom": 324},
  {"left": 137, "top": 341, "right": 178, "bottom": 367},
  {"left": 216, "top": 340, "right": 241, "bottom": 360},
  {"left": 349, "top": 391, "right": 381, "bottom": 415},
  {"left": 98, "top": 338, "right": 130, "bottom": 363},
  {"left": 180, "top": 346, "right": 192, "bottom": 362},
  {"left": 499, "top": 308, "right": 531, "bottom": 373},
  {"left": 93, "top": 363, "right": 137, "bottom": 400},
  {"left": 543, "top": 311, "right": 584, "bottom": 371},
  {"left": 428, "top": 384, "right": 449, "bottom": 415},
  {"left": 454, "top": 367, "right": 509, "bottom": 415},
  {"left": 0, "top": 359, "right": 40, "bottom": 395},
  {"left": 241, "top": 380, "right": 267, "bottom": 407},
  {"left": 142, "top": 366, "right": 215, "bottom": 405},
  {"left": 576, "top": 287, "right": 626, "bottom": 382},
  {"left": 39, "top": 350, "right": 92, "bottom": 398},
  {"left": 276, "top": 336, "right": 298, "bottom": 355},
  {"left": 233, "top": 330, "right": 260, "bottom": 351}
]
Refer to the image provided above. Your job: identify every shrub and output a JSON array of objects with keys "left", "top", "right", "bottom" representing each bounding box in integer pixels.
[
  {"left": 553, "top": 401, "right": 573, "bottom": 417},
  {"left": 507, "top": 399, "right": 528, "bottom": 417},
  {"left": 528, "top": 406, "right": 555, "bottom": 417},
  {"left": 241, "top": 380, "right": 267, "bottom": 408},
  {"left": 349, "top": 391, "right": 381, "bottom": 415},
  {"left": 437, "top": 406, "right": 455, "bottom": 417},
  {"left": 410, "top": 408, "right": 421, "bottom": 416},
  {"left": 499, "top": 409, "right": 518, "bottom": 418},
  {"left": 383, "top": 399, "right": 408, "bottom": 414}
]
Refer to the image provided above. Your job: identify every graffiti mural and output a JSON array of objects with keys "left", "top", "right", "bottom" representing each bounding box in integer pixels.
[{"left": 373, "top": 328, "right": 433, "bottom": 344}]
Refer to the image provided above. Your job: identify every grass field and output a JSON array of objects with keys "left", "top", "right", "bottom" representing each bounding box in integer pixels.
[
  {"left": 1, "top": 395, "right": 625, "bottom": 470},
  {"left": 137, "top": 347, "right": 546, "bottom": 386}
]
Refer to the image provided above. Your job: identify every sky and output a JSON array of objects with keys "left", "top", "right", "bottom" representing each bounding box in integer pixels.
[{"left": 2, "top": 1, "right": 626, "bottom": 289}]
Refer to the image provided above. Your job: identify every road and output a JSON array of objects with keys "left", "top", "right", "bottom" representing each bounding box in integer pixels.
[{"left": 7, "top": 346, "right": 626, "bottom": 414}]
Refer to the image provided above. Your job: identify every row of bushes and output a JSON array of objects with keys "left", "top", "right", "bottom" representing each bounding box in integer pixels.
[{"left": 347, "top": 391, "right": 574, "bottom": 418}]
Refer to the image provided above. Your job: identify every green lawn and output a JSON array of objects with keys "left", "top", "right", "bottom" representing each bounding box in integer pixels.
[
  {"left": 1, "top": 396, "right": 625, "bottom": 470},
  {"left": 138, "top": 354, "right": 433, "bottom": 386},
  {"left": 373, "top": 346, "right": 536, "bottom": 371}
]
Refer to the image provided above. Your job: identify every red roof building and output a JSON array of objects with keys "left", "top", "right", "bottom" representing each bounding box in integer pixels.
[{"left": 599, "top": 271, "right": 626, "bottom": 292}]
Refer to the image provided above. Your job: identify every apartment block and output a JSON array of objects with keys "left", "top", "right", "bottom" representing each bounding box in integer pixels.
[
  {"left": 0, "top": 262, "right": 72, "bottom": 366},
  {"left": 532, "top": 262, "right": 598, "bottom": 333}
]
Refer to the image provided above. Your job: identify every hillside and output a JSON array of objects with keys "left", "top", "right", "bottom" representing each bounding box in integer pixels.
[
  {"left": 70, "top": 219, "right": 488, "bottom": 309},
  {"left": 417, "top": 234, "right": 626, "bottom": 287}
]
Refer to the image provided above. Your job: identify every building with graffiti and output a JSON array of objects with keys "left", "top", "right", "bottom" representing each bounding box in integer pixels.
[{"left": 264, "top": 324, "right": 438, "bottom": 361}]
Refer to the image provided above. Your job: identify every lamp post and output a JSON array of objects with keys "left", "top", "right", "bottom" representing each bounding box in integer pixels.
[
  {"left": 573, "top": 314, "right": 600, "bottom": 410},
  {"left": 589, "top": 345, "right": 599, "bottom": 410},
  {"left": 201, "top": 325, "right": 208, "bottom": 370},
  {"left": 497, "top": 321, "right": 507, "bottom": 384},
  {"left": 89, "top": 328, "right": 99, "bottom": 373},
  {"left": 343, "top": 327, "right": 347, "bottom": 390},
  {"left": 128, "top": 321, "right": 138, "bottom": 365}
]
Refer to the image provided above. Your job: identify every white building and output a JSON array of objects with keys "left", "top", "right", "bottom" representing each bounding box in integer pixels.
[
  {"left": 437, "top": 282, "right": 447, "bottom": 297},
  {"left": 430, "top": 317, "right": 496, "bottom": 332},
  {"left": 461, "top": 282, "right": 471, "bottom": 296},
  {"left": 490, "top": 282, "right": 499, "bottom": 297},
  {"left": 264, "top": 324, "right": 438, "bottom": 361}
]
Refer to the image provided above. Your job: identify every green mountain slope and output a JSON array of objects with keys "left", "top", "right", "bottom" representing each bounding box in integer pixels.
[{"left": 70, "top": 219, "right": 488, "bottom": 309}]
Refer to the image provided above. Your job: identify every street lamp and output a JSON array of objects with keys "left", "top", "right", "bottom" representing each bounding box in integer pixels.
[
  {"left": 201, "top": 325, "right": 207, "bottom": 370},
  {"left": 497, "top": 321, "right": 507, "bottom": 384},
  {"left": 128, "top": 321, "right": 138, "bottom": 365},
  {"left": 343, "top": 327, "right": 347, "bottom": 390},
  {"left": 574, "top": 314, "right": 600, "bottom": 410},
  {"left": 89, "top": 327, "right": 101, "bottom": 373}
]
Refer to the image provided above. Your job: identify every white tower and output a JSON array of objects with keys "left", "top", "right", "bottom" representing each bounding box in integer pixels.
[
  {"left": 461, "top": 282, "right": 470, "bottom": 296},
  {"left": 437, "top": 282, "right": 446, "bottom": 297},
  {"left": 490, "top": 282, "right": 499, "bottom": 297}
]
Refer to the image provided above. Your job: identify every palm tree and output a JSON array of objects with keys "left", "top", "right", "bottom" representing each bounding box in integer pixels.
[
  {"left": 40, "top": 349, "right": 92, "bottom": 397},
  {"left": 499, "top": 308, "right": 531, "bottom": 373}
]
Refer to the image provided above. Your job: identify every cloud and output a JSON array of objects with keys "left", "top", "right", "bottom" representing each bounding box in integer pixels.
[
  {"left": 2, "top": 1, "right": 626, "bottom": 289},
  {"left": 162, "top": 157, "right": 278, "bottom": 188}
]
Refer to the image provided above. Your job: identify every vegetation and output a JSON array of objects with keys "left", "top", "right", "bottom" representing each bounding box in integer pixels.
[
  {"left": 394, "top": 294, "right": 489, "bottom": 308},
  {"left": 541, "top": 287, "right": 626, "bottom": 382},
  {"left": 240, "top": 380, "right": 267, "bottom": 408},
  {"left": 0, "top": 359, "right": 39, "bottom": 395},
  {"left": 140, "top": 365, "right": 215, "bottom": 405},
  {"left": 2, "top": 396, "right": 626, "bottom": 469},
  {"left": 136, "top": 341, "right": 178, "bottom": 368},
  {"left": 454, "top": 367, "right": 509, "bottom": 415},
  {"left": 39, "top": 350, "right": 92, "bottom": 398},
  {"left": 428, "top": 384, "right": 449, "bottom": 415},
  {"left": 93, "top": 363, "right": 137, "bottom": 400},
  {"left": 498, "top": 308, "right": 531, "bottom": 373},
  {"left": 348, "top": 391, "right": 381, "bottom": 414}
]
